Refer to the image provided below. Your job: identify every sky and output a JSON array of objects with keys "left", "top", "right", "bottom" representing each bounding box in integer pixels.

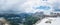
[{"left": 0, "top": 0, "right": 60, "bottom": 14}]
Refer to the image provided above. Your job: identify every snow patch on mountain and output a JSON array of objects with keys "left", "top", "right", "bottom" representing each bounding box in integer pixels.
[{"left": 35, "top": 17, "right": 60, "bottom": 25}]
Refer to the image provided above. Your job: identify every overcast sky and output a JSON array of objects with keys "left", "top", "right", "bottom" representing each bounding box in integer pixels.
[{"left": 0, "top": 0, "right": 60, "bottom": 14}]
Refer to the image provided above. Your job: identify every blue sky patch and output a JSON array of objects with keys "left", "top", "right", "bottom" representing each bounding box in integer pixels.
[{"left": 36, "top": 6, "right": 51, "bottom": 10}]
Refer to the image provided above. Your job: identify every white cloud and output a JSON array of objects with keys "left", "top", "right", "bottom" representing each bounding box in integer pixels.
[
  {"left": 0, "top": 0, "right": 60, "bottom": 14},
  {"left": 20, "top": 0, "right": 57, "bottom": 14},
  {"left": 0, "top": 0, "right": 26, "bottom": 14}
]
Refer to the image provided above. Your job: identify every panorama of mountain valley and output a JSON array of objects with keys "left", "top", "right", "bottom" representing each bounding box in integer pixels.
[{"left": 0, "top": 0, "right": 60, "bottom": 25}]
